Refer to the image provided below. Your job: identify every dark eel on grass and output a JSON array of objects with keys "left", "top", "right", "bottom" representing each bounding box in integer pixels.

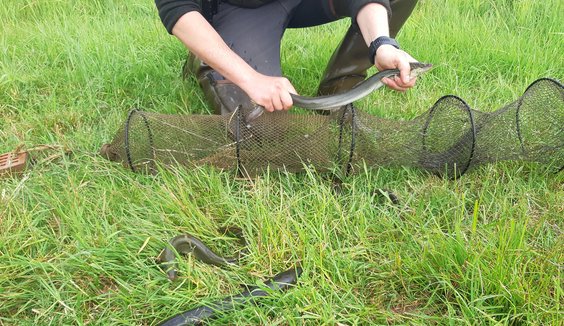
[
  {"left": 157, "top": 229, "right": 301, "bottom": 325},
  {"left": 159, "top": 265, "right": 302, "bottom": 326},
  {"left": 157, "top": 227, "right": 246, "bottom": 281}
]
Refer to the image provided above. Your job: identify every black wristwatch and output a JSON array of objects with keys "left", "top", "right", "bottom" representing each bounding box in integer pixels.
[{"left": 368, "top": 36, "right": 400, "bottom": 64}]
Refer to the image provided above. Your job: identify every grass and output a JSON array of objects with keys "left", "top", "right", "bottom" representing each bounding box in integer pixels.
[{"left": 1, "top": 0, "right": 563, "bottom": 324}]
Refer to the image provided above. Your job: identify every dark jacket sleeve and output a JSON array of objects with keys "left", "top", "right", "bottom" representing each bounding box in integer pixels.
[
  {"left": 155, "top": 0, "right": 201, "bottom": 34},
  {"left": 332, "top": 0, "right": 391, "bottom": 23}
]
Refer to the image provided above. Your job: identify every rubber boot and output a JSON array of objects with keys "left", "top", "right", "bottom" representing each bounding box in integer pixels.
[
  {"left": 317, "top": 0, "right": 419, "bottom": 96},
  {"left": 316, "top": 24, "right": 370, "bottom": 96},
  {"left": 182, "top": 53, "right": 254, "bottom": 115}
]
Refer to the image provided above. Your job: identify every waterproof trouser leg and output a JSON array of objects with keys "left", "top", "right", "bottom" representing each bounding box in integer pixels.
[{"left": 317, "top": 0, "right": 419, "bottom": 96}]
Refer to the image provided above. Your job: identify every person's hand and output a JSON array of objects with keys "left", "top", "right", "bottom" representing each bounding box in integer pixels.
[
  {"left": 374, "top": 45, "right": 418, "bottom": 92},
  {"left": 240, "top": 73, "right": 297, "bottom": 112}
]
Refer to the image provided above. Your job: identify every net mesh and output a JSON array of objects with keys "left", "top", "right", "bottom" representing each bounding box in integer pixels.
[{"left": 100, "top": 78, "right": 563, "bottom": 178}]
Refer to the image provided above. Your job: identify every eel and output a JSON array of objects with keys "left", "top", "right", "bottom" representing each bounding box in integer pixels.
[
  {"left": 246, "top": 62, "right": 433, "bottom": 121},
  {"left": 157, "top": 227, "right": 245, "bottom": 280},
  {"left": 159, "top": 265, "right": 303, "bottom": 326}
]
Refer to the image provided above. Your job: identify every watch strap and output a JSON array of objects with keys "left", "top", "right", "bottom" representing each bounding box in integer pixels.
[{"left": 369, "top": 36, "right": 400, "bottom": 65}]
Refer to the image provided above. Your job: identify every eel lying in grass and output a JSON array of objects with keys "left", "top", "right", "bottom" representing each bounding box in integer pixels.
[
  {"left": 157, "top": 228, "right": 301, "bottom": 325},
  {"left": 159, "top": 265, "right": 302, "bottom": 326},
  {"left": 157, "top": 227, "right": 246, "bottom": 280}
]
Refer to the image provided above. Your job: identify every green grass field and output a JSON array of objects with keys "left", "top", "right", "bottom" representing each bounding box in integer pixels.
[{"left": 1, "top": 0, "right": 563, "bottom": 324}]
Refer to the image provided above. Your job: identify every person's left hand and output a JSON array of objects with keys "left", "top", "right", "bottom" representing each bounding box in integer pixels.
[{"left": 374, "top": 45, "right": 418, "bottom": 91}]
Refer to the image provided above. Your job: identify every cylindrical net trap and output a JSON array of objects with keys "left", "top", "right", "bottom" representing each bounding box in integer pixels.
[{"left": 100, "top": 78, "right": 564, "bottom": 178}]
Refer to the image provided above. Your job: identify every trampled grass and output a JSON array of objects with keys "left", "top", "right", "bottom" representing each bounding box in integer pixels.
[{"left": 1, "top": 0, "right": 563, "bottom": 324}]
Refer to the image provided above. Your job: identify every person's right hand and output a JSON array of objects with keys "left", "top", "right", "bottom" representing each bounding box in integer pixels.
[
  {"left": 240, "top": 73, "right": 297, "bottom": 112},
  {"left": 374, "top": 45, "right": 418, "bottom": 92}
]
